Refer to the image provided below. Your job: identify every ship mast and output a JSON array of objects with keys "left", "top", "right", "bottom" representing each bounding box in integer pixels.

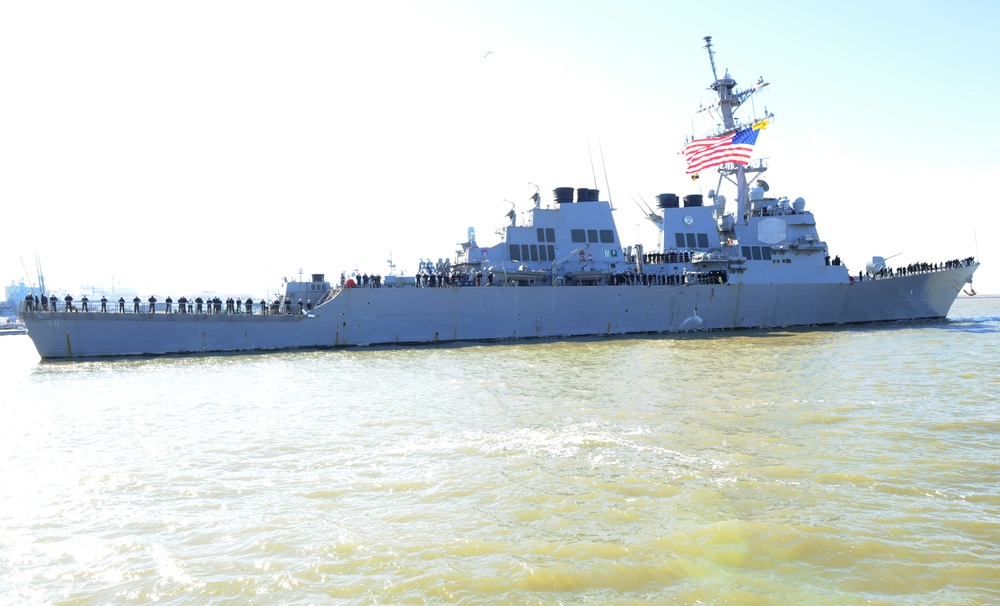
[
  {"left": 704, "top": 36, "right": 739, "bottom": 132},
  {"left": 702, "top": 36, "right": 772, "bottom": 220}
]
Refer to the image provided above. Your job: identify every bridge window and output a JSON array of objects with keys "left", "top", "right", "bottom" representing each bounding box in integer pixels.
[
  {"left": 599, "top": 229, "right": 614, "bottom": 243},
  {"left": 675, "top": 233, "right": 686, "bottom": 247},
  {"left": 546, "top": 228, "right": 556, "bottom": 242},
  {"left": 741, "top": 245, "right": 772, "bottom": 260},
  {"left": 571, "top": 229, "right": 586, "bottom": 243},
  {"left": 587, "top": 229, "right": 598, "bottom": 243},
  {"left": 509, "top": 244, "right": 521, "bottom": 261},
  {"left": 697, "top": 233, "right": 709, "bottom": 248},
  {"left": 530, "top": 245, "right": 539, "bottom": 262}
]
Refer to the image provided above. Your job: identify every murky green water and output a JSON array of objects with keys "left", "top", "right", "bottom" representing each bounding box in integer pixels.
[{"left": 2, "top": 298, "right": 998, "bottom": 604}]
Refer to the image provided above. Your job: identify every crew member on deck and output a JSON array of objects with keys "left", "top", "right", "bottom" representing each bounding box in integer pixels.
[
  {"left": 165, "top": 296, "right": 173, "bottom": 313},
  {"left": 148, "top": 295, "right": 157, "bottom": 313},
  {"left": 133, "top": 296, "right": 141, "bottom": 313},
  {"left": 65, "top": 294, "right": 74, "bottom": 312},
  {"left": 101, "top": 296, "right": 108, "bottom": 312},
  {"left": 118, "top": 297, "right": 125, "bottom": 313}
]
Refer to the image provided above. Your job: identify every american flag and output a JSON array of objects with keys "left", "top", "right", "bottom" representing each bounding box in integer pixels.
[{"left": 683, "top": 127, "right": 760, "bottom": 175}]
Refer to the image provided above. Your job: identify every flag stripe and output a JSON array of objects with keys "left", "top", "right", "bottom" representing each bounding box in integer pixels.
[{"left": 683, "top": 127, "right": 760, "bottom": 174}]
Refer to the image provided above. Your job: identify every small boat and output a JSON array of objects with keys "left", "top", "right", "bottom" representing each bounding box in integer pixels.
[
  {"left": 487, "top": 265, "right": 551, "bottom": 285},
  {"left": 1, "top": 319, "right": 27, "bottom": 336}
]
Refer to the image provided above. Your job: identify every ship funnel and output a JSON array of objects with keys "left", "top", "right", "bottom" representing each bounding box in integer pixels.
[
  {"left": 656, "top": 193, "right": 679, "bottom": 208},
  {"left": 553, "top": 187, "right": 574, "bottom": 204}
]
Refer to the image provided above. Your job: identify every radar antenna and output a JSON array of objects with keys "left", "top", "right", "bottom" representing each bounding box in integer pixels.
[
  {"left": 703, "top": 36, "right": 719, "bottom": 81},
  {"left": 528, "top": 182, "right": 541, "bottom": 208}
]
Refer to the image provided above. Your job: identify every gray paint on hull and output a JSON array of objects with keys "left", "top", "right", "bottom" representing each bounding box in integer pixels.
[{"left": 22, "top": 265, "right": 975, "bottom": 359}]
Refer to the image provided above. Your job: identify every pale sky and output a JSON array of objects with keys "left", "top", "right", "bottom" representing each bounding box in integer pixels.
[{"left": 2, "top": 0, "right": 997, "bottom": 299}]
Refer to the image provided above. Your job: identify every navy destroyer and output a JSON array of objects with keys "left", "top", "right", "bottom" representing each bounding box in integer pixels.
[{"left": 20, "top": 38, "right": 978, "bottom": 359}]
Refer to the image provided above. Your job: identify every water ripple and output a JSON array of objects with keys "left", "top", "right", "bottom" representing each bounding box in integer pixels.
[{"left": 1, "top": 299, "right": 998, "bottom": 604}]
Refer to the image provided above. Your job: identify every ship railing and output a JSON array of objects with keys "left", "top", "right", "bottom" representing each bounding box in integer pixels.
[
  {"left": 14, "top": 258, "right": 977, "bottom": 317},
  {"left": 17, "top": 300, "right": 309, "bottom": 316}
]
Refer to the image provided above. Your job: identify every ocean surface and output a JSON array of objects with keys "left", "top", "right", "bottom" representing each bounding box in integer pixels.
[{"left": 2, "top": 297, "right": 998, "bottom": 605}]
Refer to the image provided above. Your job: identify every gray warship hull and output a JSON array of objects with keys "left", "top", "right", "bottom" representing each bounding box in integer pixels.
[
  {"left": 21, "top": 263, "right": 976, "bottom": 359},
  {"left": 19, "top": 37, "right": 980, "bottom": 359}
]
